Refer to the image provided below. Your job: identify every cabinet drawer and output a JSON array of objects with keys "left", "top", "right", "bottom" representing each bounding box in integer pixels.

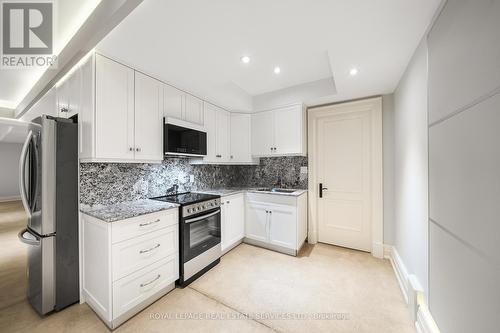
[
  {"left": 112, "top": 210, "right": 178, "bottom": 244},
  {"left": 112, "top": 225, "right": 178, "bottom": 281},
  {"left": 112, "top": 254, "right": 179, "bottom": 318}
]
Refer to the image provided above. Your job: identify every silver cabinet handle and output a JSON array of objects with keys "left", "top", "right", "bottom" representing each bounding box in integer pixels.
[
  {"left": 140, "top": 274, "right": 161, "bottom": 287},
  {"left": 136, "top": 147, "right": 141, "bottom": 152},
  {"left": 139, "top": 219, "right": 161, "bottom": 227},
  {"left": 129, "top": 147, "right": 133, "bottom": 151},
  {"left": 139, "top": 243, "right": 161, "bottom": 254},
  {"left": 230, "top": 155, "right": 234, "bottom": 159},
  {"left": 226, "top": 201, "right": 230, "bottom": 204}
]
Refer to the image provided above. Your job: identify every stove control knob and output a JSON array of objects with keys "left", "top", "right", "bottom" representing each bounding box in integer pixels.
[{"left": 187, "top": 208, "right": 192, "bottom": 214}]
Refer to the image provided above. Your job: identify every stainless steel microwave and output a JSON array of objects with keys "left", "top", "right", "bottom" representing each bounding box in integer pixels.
[{"left": 164, "top": 123, "right": 207, "bottom": 157}]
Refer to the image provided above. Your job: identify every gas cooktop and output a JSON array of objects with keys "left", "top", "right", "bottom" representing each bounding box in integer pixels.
[{"left": 150, "top": 192, "right": 220, "bottom": 205}]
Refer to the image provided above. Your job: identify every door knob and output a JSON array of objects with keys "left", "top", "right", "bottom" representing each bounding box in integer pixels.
[{"left": 319, "top": 183, "right": 328, "bottom": 198}]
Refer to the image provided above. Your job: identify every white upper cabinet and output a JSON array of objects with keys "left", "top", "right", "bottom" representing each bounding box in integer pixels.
[
  {"left": 134, "top": 72, "right": 163, "bottom": 161},
  {"left": 95, "top": 54, "right": 135, "bottom": 161},
  {"left": 184, "top": 94, "right": 204, "bottom": 125},
  {"left": 163, "top": 84, "right": 204, "bottom": 126},
  {"left": 79, "top": 54, "right": 163, "bottom": 163},
  {"left": 203, "top": 102, "right": 217, "bottom": 162},
  {"left": 230, "top": 113, "right": 256, "bottom": 163},
  {"left": 273, "top": 105, "right": 304, "bottom": 155},
  {"left": 199, "top": 102, "right": 231, "bottom": 163},
  {"left": 215, "top": 108, "right": 230, "bottom": 162},
  {"left": 251, "top": 111, "right": 274, "bottom": 156},
  {"left": 251, "top": 104, "right": 306, "bottom": 157},
  {"left": 163, "top": 84, "right": 184, "bottom": 120}
]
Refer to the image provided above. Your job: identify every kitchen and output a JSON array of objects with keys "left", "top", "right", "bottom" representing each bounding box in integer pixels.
[{"left": 1, "top": 1, "right": 499, "bottom": 333}]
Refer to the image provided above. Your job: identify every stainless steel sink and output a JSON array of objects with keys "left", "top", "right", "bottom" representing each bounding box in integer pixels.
[{"left": 256, "top": 188, "right": 296, "bottom": 193}]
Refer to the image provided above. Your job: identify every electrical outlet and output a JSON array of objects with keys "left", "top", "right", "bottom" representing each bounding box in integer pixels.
[
  {"left": 300, "top": 166, "right": 308, "bottom": 174},
  {"left": 189, "top": 175, "right": 194, "bottom": 183}
]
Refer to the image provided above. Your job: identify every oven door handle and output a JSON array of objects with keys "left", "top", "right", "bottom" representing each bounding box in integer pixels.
[{"left": 184, "top": 209, "right": 220, "bottom": 224}]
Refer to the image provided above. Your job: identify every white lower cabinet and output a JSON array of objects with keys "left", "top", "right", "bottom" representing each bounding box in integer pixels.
[
  {"left": 245, "top": 192, "right": 308, "bottom": 256},
  {"left": 82, "top": 209, "right": 179, "bottom": 329},
  {"left": 221, "top": 193, "right": 245, "bottom": 253}
]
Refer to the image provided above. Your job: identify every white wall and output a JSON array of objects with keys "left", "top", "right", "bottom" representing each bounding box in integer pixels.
[
  {"left": 392, "top": 39, "right": 429, "bottom": 300},
  {"left": 0, "top": 143, "right": 22, "bottom": 201},
  {"left": 382, "top": 94, "right": 395, "bottom": 245},
  {"left": 427, "top": 1, "right": 500, "bottom": 332}
]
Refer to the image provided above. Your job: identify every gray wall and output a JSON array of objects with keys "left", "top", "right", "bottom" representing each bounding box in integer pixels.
[
  {"left": 392, "top": 39, "right": 429, "bottom": 300},
  {"left": 0, "top": 143, "right": 22, "bottom": 201},
  {"left": 427, "top": 1, "right": 500, "bottom": 332}
]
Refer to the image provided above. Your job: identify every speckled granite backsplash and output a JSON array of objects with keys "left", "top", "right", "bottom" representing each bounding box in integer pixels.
[{"left": 80, "top": 156, "right": 308, "bottom": 205}]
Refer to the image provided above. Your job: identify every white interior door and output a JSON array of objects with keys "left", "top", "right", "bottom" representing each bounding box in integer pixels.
[{"left": 312, "top": 99, "right": 382, "bottom": 252}]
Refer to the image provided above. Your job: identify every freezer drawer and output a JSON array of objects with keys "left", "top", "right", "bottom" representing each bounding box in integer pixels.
[{"left": 18, "top": 228, "right": 55, "bottom": 315}]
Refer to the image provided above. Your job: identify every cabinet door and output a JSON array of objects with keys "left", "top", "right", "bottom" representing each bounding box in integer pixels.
[
  {"left": 245, "top": 202, "right": 268, "bottom": 242},
  {"left": 251, "top": 111, "right": 274, "bottom": 156},
  {"left": 79, "top": 54, "right": 94, "bottom": 159},
  {"left": 215, "top": 108, "right": 230, "bottom": 162},
  {"left": 273, "top": 105, "right": 303, "bottom": 155},
  {"left": 227, "top": 194, "right": 245, "bottom": 245},
  {"left": 95, "top": 54, "right": 135, "bottom": 160},
  {"left": 203, "top": 102, "right": 217, "bottom": 162},
  {"left": 230, "top": 113, "right": 252, "bottom": 163},
  {"left": 56, "top": 77, "right": 70, "bottom": 117},
  {"left": 134, "top": 72, "right": 163, "bottom": 161},
  {"left": 163, "top": 84, "right": 184, "bottom": 120},
  {"left": 65, "top": 68, "right": 81, "bottom": 119},
  {"left": 220, "top": 199, "right": 229, "bottom": 251},
  {"left": 268, "top": 204, "right": 297, "bottom": 249},
  {"left": 184, "top": 94, "right": 204, "bottom": 125}
]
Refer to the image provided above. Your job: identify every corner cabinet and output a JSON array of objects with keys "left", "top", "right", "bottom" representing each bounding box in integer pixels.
[
  {"left": 245, "top": 192, "right": 308, "bottom": 256},
  {"left": 251, "top": 104, "right": 307, "bottom": 157},
  {"left": 79, "top": 53, "right": 163, "bottom": 163},
  {"left": 82, "top": 209, "right": 179, "bottom": 329}
]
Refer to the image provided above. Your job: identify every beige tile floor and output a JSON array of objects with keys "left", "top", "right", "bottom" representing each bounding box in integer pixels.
[{"left": 0, "top": 201, "right": 415, "bottom": 333}]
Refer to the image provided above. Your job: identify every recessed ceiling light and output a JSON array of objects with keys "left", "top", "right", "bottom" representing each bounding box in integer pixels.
[
  {"left": 241, "top": 56, "right": 250, "bottom": 64},
  {"left": 349, "top": 68, "right": 359, "bottom": 76},
  {"left": 274, "top": 66, "right": 281, "bottom": 74}
]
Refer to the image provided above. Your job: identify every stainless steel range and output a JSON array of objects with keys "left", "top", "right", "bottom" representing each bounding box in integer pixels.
[{"left": 151, "top": 192, "right": 221, "bottom": 287}]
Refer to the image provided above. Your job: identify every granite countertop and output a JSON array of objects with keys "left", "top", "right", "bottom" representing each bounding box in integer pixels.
[
  {"left": 80, "top": 199, "right": 179, "bottom": 222},
  {"left": 195, "top": 187, "right": 307, "bottom": 197}
]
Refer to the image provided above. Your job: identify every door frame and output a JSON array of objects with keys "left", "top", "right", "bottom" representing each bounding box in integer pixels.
[{"left": 307, "top": 97, "right": 384, "bottom": 258}]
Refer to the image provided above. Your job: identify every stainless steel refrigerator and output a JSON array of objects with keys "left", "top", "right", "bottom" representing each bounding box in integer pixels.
[{"left": 17, "top": 115, "right": 79, "bottom": 315}]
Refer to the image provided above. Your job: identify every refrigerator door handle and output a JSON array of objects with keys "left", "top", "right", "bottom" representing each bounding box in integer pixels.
[
  {"left": 19, "top": 130, "right": 33, "bottom": 219},
  {"left": 18, "top": 228, "right": 40, "bottom": 246}
]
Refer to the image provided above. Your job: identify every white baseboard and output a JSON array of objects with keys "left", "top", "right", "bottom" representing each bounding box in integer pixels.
[
  {"left": 0, "top": 196, "right": 21, "bottom": 202},
  {"left": 385, "top": 244, "right": 441, "bottom": 333},
  {"left": 416, "top": 304, "right": 441, "bottom": 333},
  {"left": 385, "top": 245, "right": 409, "bottom": 303}
]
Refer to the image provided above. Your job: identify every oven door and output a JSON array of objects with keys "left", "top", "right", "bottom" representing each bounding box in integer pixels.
[{"left": 182, "top": 208, "right": 221, "bottom": 262}]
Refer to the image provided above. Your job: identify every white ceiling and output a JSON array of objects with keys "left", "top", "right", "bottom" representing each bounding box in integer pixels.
[
  {"left": 1, "top": 0, "right": 441, "bottom": 113},
  {"left": 0, "top": 0, "right": 101, "bottom": 110},
  {"left": 97, "top": 0, "right": 441, "bottom": 111}
]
